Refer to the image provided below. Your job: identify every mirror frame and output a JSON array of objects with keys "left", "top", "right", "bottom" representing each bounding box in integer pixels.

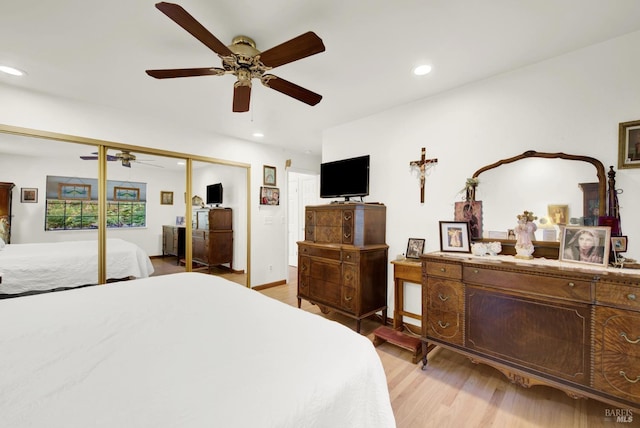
[
  {"left": 0, "top": 123, "right": 252, "bottom": 286},
  {"left": 469, "top": 150, "right": 609, "bottom": 258}
]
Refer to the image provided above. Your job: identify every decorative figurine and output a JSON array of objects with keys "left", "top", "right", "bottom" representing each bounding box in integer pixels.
[{"left": 515, "top": 211, "right": 537, "bottom": 259}]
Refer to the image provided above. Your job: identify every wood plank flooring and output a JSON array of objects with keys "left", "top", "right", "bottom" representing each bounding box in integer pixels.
[{"left": 152, "top": 258, "right": 638, "bottom": 427}]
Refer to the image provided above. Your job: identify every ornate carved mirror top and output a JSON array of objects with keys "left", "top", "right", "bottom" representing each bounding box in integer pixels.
[{"left": 466, "top": 150, "right": 618, "bottom": 258}]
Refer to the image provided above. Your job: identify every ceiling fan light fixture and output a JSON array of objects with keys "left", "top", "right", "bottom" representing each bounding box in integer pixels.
[
  {"left": 0, "top": 65, "right": 26, "bottom": 76},
  {"left": 413, "top": 64, "right": 432, "bottom": 76}
]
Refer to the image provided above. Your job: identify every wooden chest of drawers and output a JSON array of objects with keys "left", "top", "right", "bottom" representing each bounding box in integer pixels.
[
  {"left": 421, "top": 253, "right": 640, "bottom": 411},
  {"left": 298, "top": 203, "right": 388, "bottom": 333}
]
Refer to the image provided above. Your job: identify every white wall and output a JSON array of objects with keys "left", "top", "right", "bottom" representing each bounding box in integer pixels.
[
  {"left": 323, "top": 30, "right": 640, "bottom": 324},
  {"left": 0, "top": 83, "right": 321, "bottom": 287}
]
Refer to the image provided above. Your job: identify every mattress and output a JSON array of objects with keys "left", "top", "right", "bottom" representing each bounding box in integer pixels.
[
  {"left": 0, "top": 238, "right": 154, "bottom": 294},
  {"left": 0, "top": 272, "right": 396, "bottom": 428}
]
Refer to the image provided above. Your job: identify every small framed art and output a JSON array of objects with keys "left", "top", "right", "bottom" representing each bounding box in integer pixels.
[
  {"left": 559, "top": 226, "right": 611, "bottom": 267},
  {"left": 260, "top": 186, "right": 280, "bottom": 205},
  {"left": 618, "top": 120, "right": 640, "bottom": 169},
  {"left": 114, "top": 186, "right": 140, "bottom": 201},
  {"left": 160, "top": 191, "right": 173, "bottom": 205},
  {"left": 263, "top": 165, "right": 276, "bottom": 186},
  {"left": 611, "top": 235, "right": 628, "bottom": 253},
  {"left": 406, "top": 238, "right": 425, "bottom": 259},
  {"left": 439, "top": 221, "right": 471, "bottom": 253},
  {"left": 21, "top": 188, "right": 38, "bottom": 203}
]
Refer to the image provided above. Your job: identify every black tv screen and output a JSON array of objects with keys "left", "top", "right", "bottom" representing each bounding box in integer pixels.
[
  {"left": 206, "top": 183, "right": 223, "bottom": 206},
  {"left": 320, "top": 155, "right": 370, "bottom": 200}
]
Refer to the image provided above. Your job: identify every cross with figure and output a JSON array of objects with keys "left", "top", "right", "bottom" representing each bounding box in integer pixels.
[{"left": 409, "top": 147, "right": 438, "bottom": 203}]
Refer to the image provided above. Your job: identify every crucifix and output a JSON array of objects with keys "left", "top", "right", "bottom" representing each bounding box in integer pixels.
[{"left": 409, "top": 147, "right": 438, "bottom": 203}]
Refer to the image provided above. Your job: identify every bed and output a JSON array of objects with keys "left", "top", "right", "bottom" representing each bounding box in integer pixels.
[
  {"left": 0, "top": 272, "right": 396, "bottom": 428},
  {"left": 0, "top": 238, "right": 154, "bottom": 295}
]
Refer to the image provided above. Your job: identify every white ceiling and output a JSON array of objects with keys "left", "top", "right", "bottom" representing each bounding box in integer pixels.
[{"left": 2, "top": 0, "right": 640, "bottom": 157}]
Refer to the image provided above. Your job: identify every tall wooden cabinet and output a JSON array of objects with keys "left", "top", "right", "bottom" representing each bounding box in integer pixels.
[
  {"left": 192, "top": 208, "right": 233, "bottom": 270},
  {"left": 421, "top": 252, "right": 640, "bottom": 411},
  {"left": 0, "top": 182, "right": 15, "bottom": 244},
  {"left": 297, "top": 203, "right": 388, "bottom": 333},
  {"left": 162, "top": 225, "right": 186, "bottom": 264}
]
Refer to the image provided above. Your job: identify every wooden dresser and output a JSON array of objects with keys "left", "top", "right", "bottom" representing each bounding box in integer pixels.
[
  {"left": 192, "top": 208, "right": 233, "bottom": 271},
  {"left": 0, "top": 182, "right": 14, "bottom": 244},
  {"left": 297, "top": 203, "right": 388, "bottom": 333},
  {"left": 162, "top": 225, "right": 186, "bottom": 263},
  {"left": 421, "top": 252, "right": 640, "bottom": 410}
]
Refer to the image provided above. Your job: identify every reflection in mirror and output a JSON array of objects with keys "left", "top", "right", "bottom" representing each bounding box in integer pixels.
[
  {"left": 104, "top": 147, "right": 188, "bottom": 278},
  {"left": 474, "top": 157, "right": 603, "bottom": 242},
  {"left": 190, "top": 160, "right": 248, "bottom": 286}
]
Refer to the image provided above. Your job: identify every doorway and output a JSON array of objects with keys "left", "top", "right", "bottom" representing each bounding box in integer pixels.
[{"left": 287, "top": 171, "right": 319, "bottom": 267}]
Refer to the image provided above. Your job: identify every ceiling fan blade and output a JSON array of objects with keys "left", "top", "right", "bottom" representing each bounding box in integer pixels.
[
  {"left": 155, "top": 2, "right": 233, "bottom": 57},
  {"left": 259, "top": 31, "right": 325, "bottom": 69},
  {"left": 261, "top": 74, "right": 322, "bottom": 106},
  {"left": 233, "top": 85, "right": 251, "bottom": 112},
  {"left": 80, "top": 154, "right": 118, "bottom": 161},
  {"left": 146, "top": 67, "right": 225, "bottom": 79}
]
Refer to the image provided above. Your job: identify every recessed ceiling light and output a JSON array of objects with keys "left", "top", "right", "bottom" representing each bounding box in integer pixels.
[
  {"left": 413, "top": 64, "right": 432, "bottom": 76},
  {"left": 0, "top": 65, "right": 26, "bottom": 76},
  {"left": 252, "top": 132, "right": 264, "bottom": 138},
  {"left": 177, "top": 161, "right": 185, "bottom": 166}
]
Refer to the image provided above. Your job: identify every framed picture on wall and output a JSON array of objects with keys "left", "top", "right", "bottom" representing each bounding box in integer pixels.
[
  {"left": 263, "top": 165, "right": 276, "bottom": 186},
  {"left": 160, "top": 191, "right": 173, "bottom": 205},
  {"left": 439, "top": 221, "right": 471, "bottom": 253},
  {"left": 20, "top": 188, "right": 38, "bottom": 203},
  {"left": 260, "top": 186, "right": 280, "bottom": 205},
  {"left": 618, "top": 119, "right": 640, "bottom": 169}
]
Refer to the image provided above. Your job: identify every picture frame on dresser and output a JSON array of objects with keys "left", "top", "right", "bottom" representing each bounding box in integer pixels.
[
  {"left": 406, "top": 238, "right": 425, "bottom": 259},
  {"left": 439, "top": 221, "right": 471, "bottom": 253},
  {"left": 611, "top": 235, "right": 628, "bottom": 253},
  {"left": 618, "top": 119, "right": 640, "bottom": 169},
  {"left": 559, "top": 225, "right": 611, "bottom": 267}
]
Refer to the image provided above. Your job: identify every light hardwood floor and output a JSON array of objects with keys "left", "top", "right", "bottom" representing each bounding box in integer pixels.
[{"left": 152, "top": 258, "right": 637, "bottom": 427}]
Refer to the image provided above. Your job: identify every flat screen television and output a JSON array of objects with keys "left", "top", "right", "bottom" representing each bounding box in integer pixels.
[
  {"left": 320, "top": 155, "right": 370, "bottom": 201},
  {"left": 206, "top": 183, "right": 223, "bottom": 206}
]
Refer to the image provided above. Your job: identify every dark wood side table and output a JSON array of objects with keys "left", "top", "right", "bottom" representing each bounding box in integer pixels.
[{"left": 373, "top": 258, "right": 423, "bottom": 363}]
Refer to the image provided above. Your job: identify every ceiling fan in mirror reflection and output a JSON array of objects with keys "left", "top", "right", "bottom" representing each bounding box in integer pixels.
[{"left": 80, "top": 150, "right": 162, "bottom": 168}]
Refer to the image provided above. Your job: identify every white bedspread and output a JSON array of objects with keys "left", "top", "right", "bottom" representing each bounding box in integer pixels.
[
  {"left": 0, "top": 238, "right": 154, "bottom": 294},
  {"left": 0, "top": 272, "right": 396, "bottom": 428}
]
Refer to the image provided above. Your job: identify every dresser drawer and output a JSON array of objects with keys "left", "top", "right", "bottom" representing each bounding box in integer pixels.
[
  {"left": 424, "top": 260, "right": 462, "bottom": 280},
  {"left": 342, "top": 264, "right": 358, "bottom": 288},
  {"left": 298, "top": 244, "right": 341, "bottom": 261},
  {"left": 595, "top": 353, "right": 640, "bottom": 401},
  {"left": 340, "top": 286, "right": 356, "bottom": 313},
  {"left": 342, "top": 250, "right": 359, "bottom": 263},
  {"left": 426, "top": 309, "right": 462, "bottom": 345},
  {"left": 595, "top": 306, "right": 640, "bottom": 357},
  {"left": 464, "top": 266, "right": 592, "bottom": 302},
  {"left": 597, "top": 283, "right": 640, "bottom": 311},
  {"left": 426, "top": 277, "right": 463, "bottom": 312}
]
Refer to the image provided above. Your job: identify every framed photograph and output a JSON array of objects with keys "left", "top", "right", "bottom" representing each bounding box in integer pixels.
[
  {"left": 406, "top": 238, "right": 425, "bottom": 259},
  {"left": 58, "top": 183, "right": 91, "bottom": 200},
  {"left": 547, "top": 204, "right": 568, "bottom": 225},
  {"left": 114, "top": 186, "right": 140, "bottom": 201},
  {"left": 439, "top": 221, "right": 471, "bottom": 253},
  {"left": 618, "top": 120, "right": 640, "bottom": 169},
  {"left": 559, "top": 226, "right": 611, "bottom": 267},
  {"left": 20, "top": 187, "right": 38, "bottom": 203},
  {"left": 160, "top": 191, "right": 173, "bottom": 205},
  {"left": 454, "top": 200, "right": 482, "bottom": 239},
  {"left": 263, "top": 165, "right": 276, "bottom": 186},
  {"left": 260, "top": 186, "right": 280, "bottom": 205},
  {"left": 611, "top": 235, "right": 628, "bottom": 253}
]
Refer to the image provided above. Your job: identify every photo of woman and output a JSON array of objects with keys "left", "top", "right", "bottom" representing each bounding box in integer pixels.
[{"left": 560, "top": 226, "right": 611, "bottom": 267}]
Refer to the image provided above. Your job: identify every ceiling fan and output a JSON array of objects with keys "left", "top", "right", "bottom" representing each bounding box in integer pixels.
[
  {"left": 80, "top": 150, "right": 162, "bottom": 168},
  {"left": 145, "top": 2, "right": 326, "bottom": 112}
]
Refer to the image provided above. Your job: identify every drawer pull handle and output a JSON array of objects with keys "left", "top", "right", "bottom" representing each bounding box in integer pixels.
[
  {"left": 619, "top": 370, "right": 640, "bottom": 384},
  {"left": 620, "top": 332, "right": 640, "bottom": 344},
  {"left": 438, "top": 293, "right": 449, "bottom": 302},
  {"left": 440, "top": 268, "right": 446, "bottom": 272},
  {"left": 344, "top": 296, "right": 353, "bottom": 301},
  {"left": 438, "top": 321, "right": 450, "bottom": 329},
  {"left": 344, "top": 274, "right": 352, "bottom": 280},
  {"left": 628, "top": 293, "right": 637, "bottom": 301},
  {"left": 345, "top": 254, "right": 351, "bottom": 259},
  {"left": 344, "top": 233, "right": 351, "bottom": 239},
  {"left": 344, "top": 214, "right": 352, "bottom": 221},
  {"left": 300, "top": 265, "right": 307, "bottom": 272},
  {"left": 473, "top": 269, "right": 479, "bottom": 274},
  {"left": 568, "top": 282, "right": 575, "bottom": 287}
]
